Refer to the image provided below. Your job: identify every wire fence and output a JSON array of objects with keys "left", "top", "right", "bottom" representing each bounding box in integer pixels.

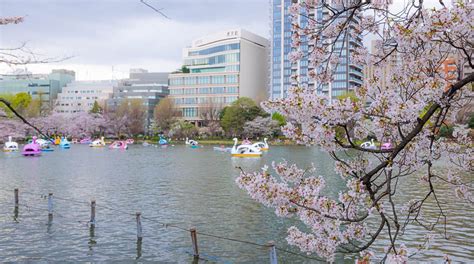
[{"left": 0, "top": 187, "right": 324, "bottom": 262}]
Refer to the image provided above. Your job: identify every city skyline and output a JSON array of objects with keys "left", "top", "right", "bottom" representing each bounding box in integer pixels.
[{"left": 0, "top": 0, "right": 268, "bottom": 80}]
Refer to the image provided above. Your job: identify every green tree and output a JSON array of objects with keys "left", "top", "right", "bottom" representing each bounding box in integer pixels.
[
  {"left": 271, "top": 112, "right": 286, "bottom": 126},
  {"left": 181, "top": 66, "right": 190, "bottom": 73},
  {"left": 90, "top": 100, "right": 103, "bottom": 114},
  {"left": 220, "top": 97, "right": 268, "bottom": 136},
  {"left": 468, "top": 113, "right": 474, "bottom": 129},
  {"left": 0, "top": 93, "right": 32, "bottom": 117}
]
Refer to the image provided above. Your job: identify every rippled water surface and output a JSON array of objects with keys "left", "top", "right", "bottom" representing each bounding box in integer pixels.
[{"left": 0, "top": 145, "right": 472, "bottom": 262}]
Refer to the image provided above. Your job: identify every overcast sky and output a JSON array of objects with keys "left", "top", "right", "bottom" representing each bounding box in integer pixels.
[
  {"left": 0, "top": 0, "right": 269, "bottom": 80},
  {"left": 0, "top": 0, "right": 446, "bottom": 81}
]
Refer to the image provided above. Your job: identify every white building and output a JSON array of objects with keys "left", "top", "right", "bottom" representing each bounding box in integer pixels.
[
  {"left": 168, "top": 28, "right": 269, "bottom": 125},
  {"left": 55, "top": 80, "right": 116, "bottom": 114}
]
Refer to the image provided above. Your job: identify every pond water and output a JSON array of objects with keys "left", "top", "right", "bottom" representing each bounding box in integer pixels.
[{"left": 0, "top": 145, "right": 472, "bottom": 262}]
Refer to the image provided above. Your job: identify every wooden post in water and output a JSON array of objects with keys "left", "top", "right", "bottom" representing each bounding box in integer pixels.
[
  {"left": 47, "top": 193, "right": 53, "bottom": 220},
  {"left": 90, "top": 200, "right": 96, "bottom": 227},
  {"left": 136, "top": 212, "right": 143, "bottom": 240},
  {"left": 267, "top": 241, "right": 277, "bottom": 264},
  {"left": 190, "top": 228, "right": 199, "bottom": 259},
  {"left": 14, "top": 188, "right": 19, "bottom": 207}
]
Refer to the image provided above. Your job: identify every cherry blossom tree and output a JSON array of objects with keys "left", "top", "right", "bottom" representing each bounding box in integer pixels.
[{"left": 237, "top": 1, "right": 473, "bottom": 262}]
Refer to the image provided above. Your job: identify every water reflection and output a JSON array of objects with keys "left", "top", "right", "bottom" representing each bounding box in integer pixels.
[{"left": 0, "top": 145, "right": 471, "bottom": 262}]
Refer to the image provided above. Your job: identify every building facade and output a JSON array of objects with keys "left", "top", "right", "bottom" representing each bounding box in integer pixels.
[
  {"left": 55, "top": 80, "right": 115, "bottom": 114},
  {"left": 168, "top": 28, "right": 269, "bottom": 125},
  {"left": 0, "top": 69, "right": 75, "bottom": 111},
  {"left": 107, "top": 70, "right": 169, "bottom": 134},
  {"left": 271, "top": 0, "right": 363, "bottom": 99}
]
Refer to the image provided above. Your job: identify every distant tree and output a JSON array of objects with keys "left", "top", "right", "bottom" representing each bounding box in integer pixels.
[
  {"left": 220, "top": 97, "right": 268, "bottom": 136},
  {"left": 200, "top": 100, "right": 223, "bottom": 136},
  {"left": 153, "top": 98, "right": 178, "bottom": 132},
  {"left": 271, "top": 112, "right": 286, "bottom": 126},
  {"left": 168, "top": 120, "right": 198, "bottom": 138},
  {"left": 181, "top": 65, "right": 190, "bottom": 73},
  {"left": 90, "top": 100, "right": 103, "bottom": 114},
  {"left": 127, "top": 99, "right": 146, "bottom": 136},
  {"left": 469, "top": 114, "right": 474, "bottom": 129},
  {"left": 0, "top": 93, "right": 32, "bottom": 117},
  {"left": 24, "top": 99, "right": 42, "bottom": 118},
  {"left": 243, "top": 116, "right": 280, "bottom": 138}
]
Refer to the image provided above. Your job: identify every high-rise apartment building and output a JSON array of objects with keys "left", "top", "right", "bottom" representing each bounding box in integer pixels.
[
  {"left": 168, "top": 28, "right": 269, "bottom": 126},
  {"left": 271, "top": 0, "right": 363, "bottom": 99}
]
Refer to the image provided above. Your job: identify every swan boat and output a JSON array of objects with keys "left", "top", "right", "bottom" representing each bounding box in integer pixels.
[
  {"left": 59, "top": 137, "right": 71, "bottom": 149},
  {"left": 22, "top": 136, "right": 41, "bottom": 156},
  {"left": 360, "top": 139, "right": 376, "bottom": 150},
  {"left": 109, "top": 141, "right": 128, "bottom": 150},
  {"left": 252, "top": 138, "right": 269, "bottom": 151},
  {"left": 90, "top": 137, "right": 106, "bottom": 147},
  {"left": 3, "top": 136, "right": 19, "bottom": 152},
  {"left": 231, "top": 138, "right": 262, "bottom": 157}
]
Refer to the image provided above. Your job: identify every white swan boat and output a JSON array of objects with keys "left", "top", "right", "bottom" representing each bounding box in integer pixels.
[
  {"left": 231, "top": 138, "right": 262, "bottom": 157},
  {"left": 90, "top": 136, "right": 106, "bottom": 147},
  {"left": 185, "top": 137, "right": 198, "bottom": 146},
  {"left": 252, "top": 138, "right": 269, "bottom": 151},
  {"left": 360, "top": 139, "right": 376, "bottom": 150},
  {"left": 3, "top": 136, "right": 19, "bottom": 152}
]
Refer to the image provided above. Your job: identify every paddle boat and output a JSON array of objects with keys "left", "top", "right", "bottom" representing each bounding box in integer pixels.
[
  {"left": 252, "top": 138, "right": 269, "bottom": 151},
  {"left": 80, "top": 137, "right": 92, "bottom": 144},
  {"left": 126, "top": 139, "right": 134, "bottom": 144},
  {"left": 90, "top": 137, "right": 106, "bottom": 147},
  {"left": 3, "top": 136, "right": 19, "bottom": 152},
  {"left": 185, "top": 137, "right": 199, "bottom": 148},
  {"left": 109, "top": 140, "right": 128, "bottom": 150},
  {"left": 231, "top": 138, "right": 262, "bottom": 157},
  {"left": 22, "top": 136, "right": 41, "bottom": 156},
  {"left": 54, "top": 136, "right": 61, "bottom": 145},
  {"left": 360, "top": 139, "right": 376, "bottom": 150},
  {"left": 381, "top": 140, "right": 392, "bottom": 150},
  {"left": 158, "top": 136, "right": 168, "bottom": 145},
  {"left": 59, "top": 137, "right": 71, "bottom": 149},
  {"left": 142, "top": 141, "right": 151, "bottom": 147}
]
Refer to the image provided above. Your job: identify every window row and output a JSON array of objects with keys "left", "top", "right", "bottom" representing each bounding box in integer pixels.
[
  {"left": 170, "top": 86, "right": 239, "bottom": 95},
  {"left": 175, "top": 96, "right": 238, "bottom": 105},
  {"left": 170, "top": 75, "right": 239, "bottom": 86},
  {"left": 184, "top": 53, "right": 240, "bottom": 67},
  {"left": 188, "top": 43, "right": 239, "bottom": 56}
]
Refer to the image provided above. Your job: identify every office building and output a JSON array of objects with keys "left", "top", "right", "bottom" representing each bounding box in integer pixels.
[
  {"left": 0, "top": 69, "right": 75, "bottom": 111},
  {"left": 107, "top": 70, "right": 169, "bottom": 134},
  {"left": 168, "top": 28, "right": 269, "bottom": 125},
  {"left": 55, "top": 80, "right": 115, "bottom": 114},
  {"left": 271, "top": 0, "right": 363, "bottom": 99}
]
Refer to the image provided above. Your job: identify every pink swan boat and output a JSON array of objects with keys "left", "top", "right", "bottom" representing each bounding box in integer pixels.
[
  {"left": 22, "top": 136, "right": 42, "bottom": 157},
  {"left": 109, "top": 141, "right": 128, "bottom": 150},
  {"left": 125, "top": 139, "right": 134, "bottom": 144}
]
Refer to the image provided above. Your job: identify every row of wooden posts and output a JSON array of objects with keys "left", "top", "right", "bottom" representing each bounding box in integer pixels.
[{"left": 12, "top": 188, "right": 278, "bottom": 263}]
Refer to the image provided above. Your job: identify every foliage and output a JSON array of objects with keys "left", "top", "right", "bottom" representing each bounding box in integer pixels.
[
  {"left": 153, "top": 97, "right": 178, "bottom": 132},
  {"left": 181, "top": 65, "right": 190, "bottom": 73},
  {"left": 237, "top": 1, "right": 474, "bottom": 263},
  {"left": 168, "top": 120, "right": 198, "bottom": 138},
  {"left": 469, "top": 113, "right": 474, "bottom": 129},
  {"left": 220, "top": 97, "right": 268, "bottom": 136},
  {"left": 0, "top": 93, "right": 32, "bottom": 117},
  {"left": 90, "top": 100, "right": 103, "bottom": 114},
  {"left": 243, "top": 116, "right": 280, "bottom": 138},
  {"left": 271, "top": 112, "right": 286, "bottom": 126},
  {"left": 439, "top": 124, "right": 454, "bottom": 138}
]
